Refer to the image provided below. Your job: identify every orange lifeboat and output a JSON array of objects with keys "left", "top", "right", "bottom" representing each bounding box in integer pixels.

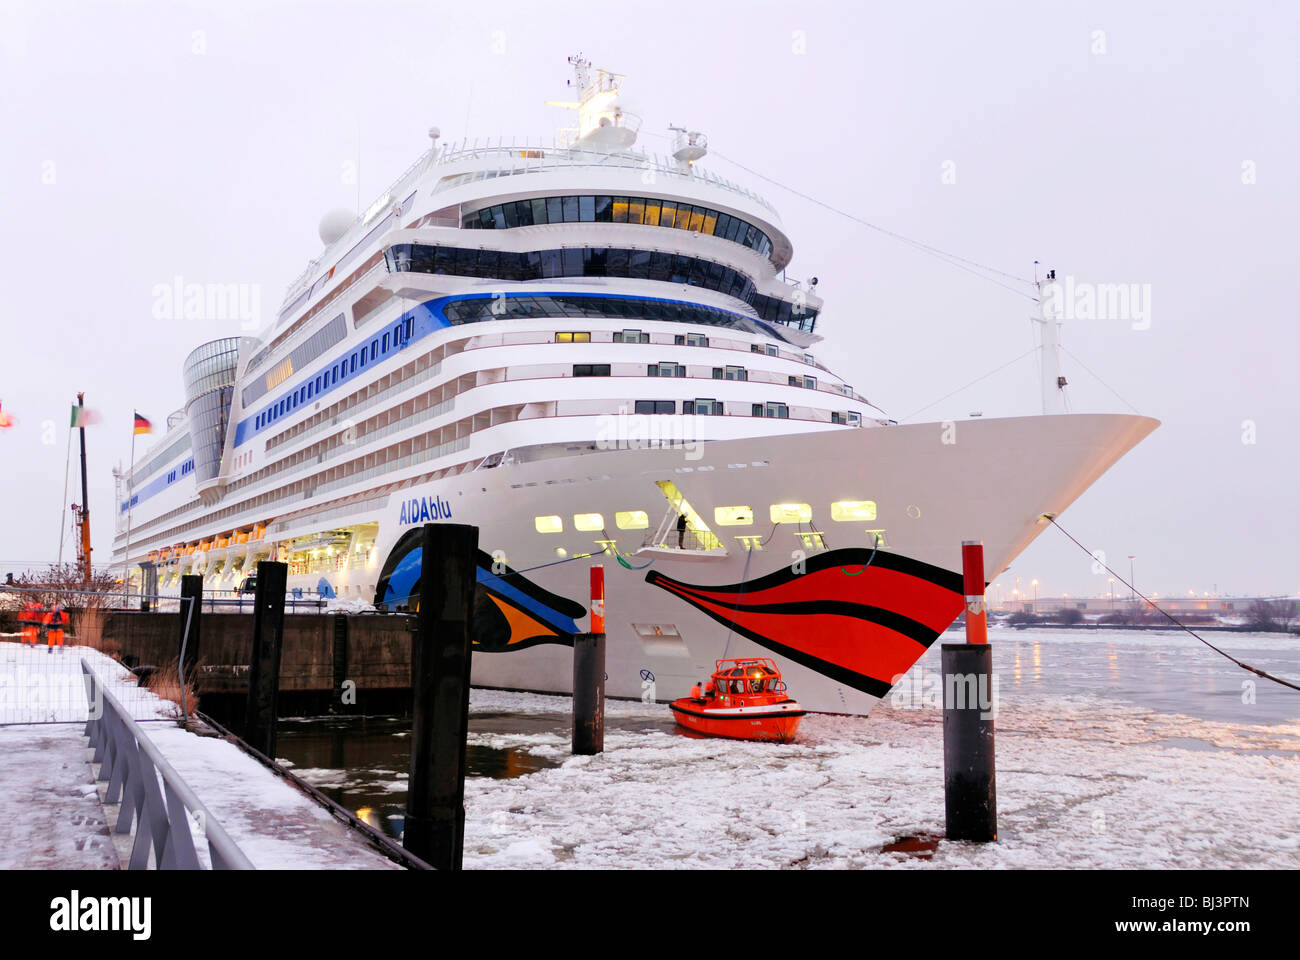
[{"left": 670, "top": 658, "right": 805, "bottom": 743}]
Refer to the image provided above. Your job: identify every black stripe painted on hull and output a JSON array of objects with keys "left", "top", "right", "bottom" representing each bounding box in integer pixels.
[
  {"left": 662, "top": 591, "right": 896, "bottom": 699},
  {"left": 646, "top": 547, "right": 963, "bottom": 598},
  {"left": 653, "top": 585, "right": 941, "bottom": 650}
]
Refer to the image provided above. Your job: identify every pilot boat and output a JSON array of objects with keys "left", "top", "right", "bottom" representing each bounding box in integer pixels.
[{"left": 670, "top": 658, "right": 805, "bottom": 742}]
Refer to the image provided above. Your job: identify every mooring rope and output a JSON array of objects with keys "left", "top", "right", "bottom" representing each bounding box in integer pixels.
[{"left": 1042, "top": 514, "right": 1300, "bottom": 692}]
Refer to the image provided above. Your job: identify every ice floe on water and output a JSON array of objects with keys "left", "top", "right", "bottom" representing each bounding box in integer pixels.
[{"left": 458, "top": 629, "right": 1300, "bottom": 870}]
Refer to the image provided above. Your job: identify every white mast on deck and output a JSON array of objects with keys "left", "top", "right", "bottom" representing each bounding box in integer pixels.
[{"left": 1034, "top": 263, "right": 1067, "bottom": 414}]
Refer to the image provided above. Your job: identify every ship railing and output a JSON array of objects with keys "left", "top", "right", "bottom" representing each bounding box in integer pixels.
[
  {"left": 254, "top": 259, "right": 391, "bottom": 381},
  {"left": 640, "top": 528, "right": 723, "bottom": 552},
  {"left": 81, "top": 659, "right": 256, "bottom": 869},
  {"left": 265, "top": 360, "right": 446, "bottom": 453},
  {"left": 430, "top": 137, "right": 777, "bottom": 214}
]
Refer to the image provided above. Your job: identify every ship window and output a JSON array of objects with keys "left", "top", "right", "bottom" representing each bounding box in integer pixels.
[
  {"left": 831, "top": 500, "right": 877, "bottom": 522},
  {"left": 765, "top": 402, "right": 789, "bottom": 418},
  {"left": 477, "top": 208, "right": 493, "bottom": 229},
  {"left": 382, "top": 333, "right": 389, "bottom": 352},
  {"left": 658, "top": 202, "right": 677, "bottom": 229},
  {"left": 714, "top": 506, "right": 753, "bottom": 526},
  {"left": 573, "top": 512, "right": 604, "bottom": 532},
  {"left": 765, "top": 344, "right": 779, "bottom": 356},
  {"left": 687, "top": 207, "right": 705, "bottom": 232},
  {"left": 634, "top": 400, "right": 675, "bottom": 414},
  {"left": 770, "top": 503, "right": 812, "bottom": 524},
  {"left": 555, "top": 331, "right": 591, "bottom": 343},
  {"left": 609, "top": 511, "right": 648, "bottom": 532},
  {"left": 643, "top": 200, "right": 661, "bottom": 226},
  {"left": 573, "top": 364, "right": 610, "bottom": 377},
  {"left": 370, "top": 341, "right": 377, "bottom": 360},
  {"left": 594, "top": 195, "right": 613, "bottom": 222},
  {"left": 546, "top": 197, "right": 563, "bottom": 223},
  {"left": 534, "top": 515, "right": 563, "bottom": 534},
  {"left": 530, "top": 198, "right": 547, "bottom": 224},
  {"left": 491, "top": 206, "right": 507, "bottom": 229},
  {"left": 628, "top": 198, "right": 645, "bottom": 224},
  {"left": 628, "top": 249, "right": 651, "bottom": 279},
  {"left": 349, "top": 356, "right": 357, "bottom": 373},
  {"left": 612, "top": 197, "right": 629, "bottom": 223},
  {"left": 502, "top": 202, "right": 519, "bottom": 228},
  {"left": 562, "top": 195, "right": 580, "bottom": 222},
  {"left": 614, "top": 329, "right": 649, "bottom": 343},
  {"left": 689, "top": 399, "right": 722, "bottom": 415}
]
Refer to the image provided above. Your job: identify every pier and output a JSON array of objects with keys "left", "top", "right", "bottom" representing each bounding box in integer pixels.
[{"left": 0, "top": 640, "right": 400, "bottom": 870}]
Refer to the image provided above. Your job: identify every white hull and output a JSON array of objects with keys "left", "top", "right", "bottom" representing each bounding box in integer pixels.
[{"left": 287, "top": 412, "right": 1156, "bottom": 714}]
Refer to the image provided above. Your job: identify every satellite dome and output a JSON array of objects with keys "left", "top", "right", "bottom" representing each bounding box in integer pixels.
[{"left": 318, "top": 208, "right": 355, "bottom": 246}]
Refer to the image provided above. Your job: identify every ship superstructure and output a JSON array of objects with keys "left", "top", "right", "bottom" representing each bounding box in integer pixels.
[{"left": 112, "top": 61, "right": 1157, "bottom": 713}]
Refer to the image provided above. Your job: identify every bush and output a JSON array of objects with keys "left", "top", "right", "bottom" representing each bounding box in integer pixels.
[{"left": 144, "top": 657, "right": 200, "bottom": 718}]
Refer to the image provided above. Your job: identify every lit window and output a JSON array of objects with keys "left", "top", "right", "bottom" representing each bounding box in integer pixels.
[
  {"left": 556, "top": 331, "right": 591, "bottom": 343},
  {"left": 534, "top": 515, "right": 563, "bottom": 534},
  {"left": 714, "top": 506, "right": 753, "bottom": 526},
  {"left": 616, "top": 510, "right": 649, "bottom": 529},
  {"left": 573, "top": 513, "right": 604, "bottom": 532},
  {"left": 770, "top": 502, "right": 812, "bottom": 523},
  {"left": 831, "top": 500, "right": 877, "bottom": 522}
]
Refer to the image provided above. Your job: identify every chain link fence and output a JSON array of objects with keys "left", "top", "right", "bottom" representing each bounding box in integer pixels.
[{"left": 0, "top": 586, "right": 195, "bottom": 725}]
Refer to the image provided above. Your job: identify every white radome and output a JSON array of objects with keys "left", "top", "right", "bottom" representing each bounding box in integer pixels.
[{"left": 318, "top": 208, "right": 355, "bottom": 246}]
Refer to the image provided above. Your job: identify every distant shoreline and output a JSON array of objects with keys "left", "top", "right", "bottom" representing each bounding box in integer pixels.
[{"left": 948, "top": 620, "right": 1299, "bottom": 635}]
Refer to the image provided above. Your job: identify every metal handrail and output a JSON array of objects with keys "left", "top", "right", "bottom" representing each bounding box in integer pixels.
[{"left": 81, "top": 659, "right": 255, "bottom": 870}]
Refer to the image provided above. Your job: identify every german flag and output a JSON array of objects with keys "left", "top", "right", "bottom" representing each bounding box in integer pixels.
[{"left": 133, "top": 412, "right": 152, "bottom": 435}]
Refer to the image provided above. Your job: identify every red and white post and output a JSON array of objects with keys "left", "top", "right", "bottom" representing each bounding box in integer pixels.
[
  {"left": 941, "top": 540, "right": 998, "bottom": 842},
  {"left": 573, "top": 564, "right": 607, "bottom": 755},
  {"left": 961, "top": 540, "right": 989, "bottom": 645}
]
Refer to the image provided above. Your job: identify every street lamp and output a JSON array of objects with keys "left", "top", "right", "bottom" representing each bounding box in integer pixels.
[
  {"left": 1031, "top": 578, "right": 1039, "bottom": 614},
  {"left": 1108, "top": 577, "right": 1115, "bottom": 607}
]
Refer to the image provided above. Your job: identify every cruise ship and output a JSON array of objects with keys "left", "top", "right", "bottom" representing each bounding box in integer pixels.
[{"left": 111, "top": 59, "right": 1157, "bottom": 714}]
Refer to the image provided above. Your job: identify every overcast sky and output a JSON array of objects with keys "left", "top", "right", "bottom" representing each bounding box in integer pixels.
[{"left": 1, "top": 0, "right": 1296, "bottom": 599}]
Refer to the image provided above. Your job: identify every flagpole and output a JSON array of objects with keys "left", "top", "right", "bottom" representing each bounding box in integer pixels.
[
  {"left": 123, "top": 424, "right": 136, "bottom": 598},
  {"left": 57, "top": 420, "right": 73, "bottom": 568}
]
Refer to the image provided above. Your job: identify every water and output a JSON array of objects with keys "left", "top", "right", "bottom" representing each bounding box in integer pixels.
[
  {"left": 275, "top": 710, "right": 677, "bottom": 840},
  {"left": 275, "top": 627, "right": 1300, "bottom": 843},
  {"left": 975, "top": 626, "right": 1300, "bottom": 724}
]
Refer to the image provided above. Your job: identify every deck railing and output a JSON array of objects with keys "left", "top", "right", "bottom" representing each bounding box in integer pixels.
[{"left": 82, "top": 659, "right": 255, "bottom": 870}]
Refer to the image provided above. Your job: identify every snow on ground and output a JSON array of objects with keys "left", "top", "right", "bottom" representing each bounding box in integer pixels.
[
  {"left": 452, "top": 687, "right": 1300, "bottom": 870},
  {"left": 143, "top": 725, "right": 399, "bottom": 870},
  {"left": 0, "top": 723, "right": 119, "bottom": 869},
  {"left": 0, "top": 639, "right": 396, "bottom": 869}
]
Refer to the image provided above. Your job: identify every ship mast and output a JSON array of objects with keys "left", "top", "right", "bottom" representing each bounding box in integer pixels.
[{"left": 1033, "top": 264, "right": 1067, "bottom": 414}]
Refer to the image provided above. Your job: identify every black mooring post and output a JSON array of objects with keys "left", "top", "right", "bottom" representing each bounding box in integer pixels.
[
  {"left": 572, "top": 632, "right": 606, "bottom": 755},
  {"left": 244, "top": 560, "right": 287, "bottom": 758},
  {"left": 942, "top": 641, "right": 997, "bottom": 842},
  {"left": 404, "top": 522, "right": 477, "bottom": 871},
  {"left": 331, "top": 613, "right": 349, "bottom": 714},
  {"left": 179, "top": 574, "right": 203, "bottom": 685}
]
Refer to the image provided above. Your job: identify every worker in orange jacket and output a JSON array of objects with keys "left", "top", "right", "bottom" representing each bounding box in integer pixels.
[
  {"left": 44, "top": 605, "right": 68, "bottom": 653},
  {"left": 20, "top": 601, "right": 42, "bottom": 645}
]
